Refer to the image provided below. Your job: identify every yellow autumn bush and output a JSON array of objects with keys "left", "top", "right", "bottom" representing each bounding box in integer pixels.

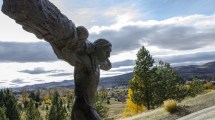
[
  {"left": 43, "top": 98, "right": 52, "bottom": 104},
  {"left": 204, "top": 82, "right": 213, "bottom": 90},
  {"left": 163, "top": 99, "right": 177, "bottom": 113}
]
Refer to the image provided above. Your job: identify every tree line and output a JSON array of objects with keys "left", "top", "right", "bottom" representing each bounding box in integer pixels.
[{"left": 0, "top": 89, "right": 108, "bottom": 120}]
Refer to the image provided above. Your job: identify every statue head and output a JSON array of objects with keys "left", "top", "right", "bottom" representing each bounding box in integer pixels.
[
  {"left": 93, "top": 38, "right": 112, "bottom": 63},
  {"left": 76, "top": 26, "right": 89, "bottom": 40}
]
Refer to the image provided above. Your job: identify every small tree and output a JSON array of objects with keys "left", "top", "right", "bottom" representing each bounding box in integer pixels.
[
  {"left": 35, "top": 90, "right": 41, "bottom": 102},
  {"left": 189, "top": 79, "right": 204, "bottom": 97},
  {"left": 47, "top": 91, "right": 67, "bottom": 120},
  {"left": 123, "top": 89, "right": 145, "bottom": 116},
  {"left": 0, "top": 107, "right": 8, "bottom": 120},
  {"left": 3, "top": 89, "right": 20, "bottom": 120},
  {"left": 25, "top": 99, "right": 42, "bottom": 120},
  {"left": 94, "top": 92, "right": 109, "bottom": 119},
  {"left": 152, "top": 61, "right": 186, "bottom": 106},
  {"left": 130, "top": 46, "right": 155, "bottom": 110}
]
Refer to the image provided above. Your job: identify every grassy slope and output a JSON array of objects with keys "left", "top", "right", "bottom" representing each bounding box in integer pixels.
[{"left": 118, "top": 90, "right": 215, "bottom": 120}]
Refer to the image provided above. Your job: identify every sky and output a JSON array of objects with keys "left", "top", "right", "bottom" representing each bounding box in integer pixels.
[{"left": 0, "top": 0, "right": 215, "bottom": 88}]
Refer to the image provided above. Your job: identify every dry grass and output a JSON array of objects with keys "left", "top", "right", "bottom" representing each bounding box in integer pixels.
[
  {"left": 107, "top": 98, "right": 126, "bottom": 119},
  {"left": 118, "top": 90, "right": 215, "bottom": 120}
]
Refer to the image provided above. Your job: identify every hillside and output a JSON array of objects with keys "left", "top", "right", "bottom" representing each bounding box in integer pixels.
[{"left": 175, "top": 61, "right": 215, "bottom": 80}]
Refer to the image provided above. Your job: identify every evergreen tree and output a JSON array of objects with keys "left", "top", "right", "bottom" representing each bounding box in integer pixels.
[
  {"left": 47, "top": 91, "right": 67, "bottom": 120},
  {"left": 94, "top": 92, "right": 109, "bottom": 119},
  {"left": 35, "top": 90, "right": 41, "bottom": 102},
  {"left": 66, "top": 91, "right": 73, "bottom": 111},
  {"left": 29, "top": 91, "right": 36, "bottom": 101},
  {"left": 0, "top": 107, "right": 8, "bottom": 120},
  {"left": 25, "top": 99, "right": 42, "bottom": 120},
  {"left": 3, "top": 89, "right": 20, "bottom": 120},
  {"left": 152, "top": 61, "right": 186, "bottom": 106},
  {"left": 130, "top": 46, "right": 155, "bottom": 110}
]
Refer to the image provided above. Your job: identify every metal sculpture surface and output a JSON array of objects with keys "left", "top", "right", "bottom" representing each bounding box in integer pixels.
[{"left": 2, "top": 0, "right": 112, "bottom": 120}]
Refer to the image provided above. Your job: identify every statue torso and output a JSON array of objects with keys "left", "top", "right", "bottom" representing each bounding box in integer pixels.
[{"left": 74, "top": 54, "right": 100, "bottom": 105}]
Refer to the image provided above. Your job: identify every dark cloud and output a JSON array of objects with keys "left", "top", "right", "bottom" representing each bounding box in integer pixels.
[
  {"left": 111, "top": 51, "right": 215, "bottom": 67},
  {"left": 0, "top": 41, "right": 57, "bottom": 62},
  {"left": 112, "top": 60, "right": 135, "bottom": 68},
  {"left": 35, "top": 79, "right": 45, "bottom": 82},
  {"left": 11, "top": 79, "right": 29, "bottom": 84},
  {"left": 19, "top": 67, "right": 63, "bottom": 74},
  {"left": 155, "top": 51, "right": 215, "bottom": 65},
  {"left": 49, "top": 73, "right": 72, "bottom": 77},
  {"left": 109, "top": 67, "right": 133, "bottom": 73},
  {"left": 89, "top": 16, "right": 215, "bottom": 54}
]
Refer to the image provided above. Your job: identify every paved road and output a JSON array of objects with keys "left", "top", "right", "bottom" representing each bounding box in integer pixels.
[{"left": 177, "top": 106, "right": 215, "bottom": 120}]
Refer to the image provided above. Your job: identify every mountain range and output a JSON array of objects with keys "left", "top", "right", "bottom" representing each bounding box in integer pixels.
[{"left": 13, "top": 61, "right": 215, "bottom": 91}]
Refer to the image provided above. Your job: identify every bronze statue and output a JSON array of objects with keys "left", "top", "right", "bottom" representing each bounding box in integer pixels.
[{"left": 1, "top": 0, "right": 112, "bottom": 119}]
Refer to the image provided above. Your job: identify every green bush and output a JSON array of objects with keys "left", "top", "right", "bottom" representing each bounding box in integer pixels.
[
  {"left": 94, "top": 92, "right": 109, "bottom": 119},
  {"left": 189, "top": 79, "right": 204, "bottom": 97}
]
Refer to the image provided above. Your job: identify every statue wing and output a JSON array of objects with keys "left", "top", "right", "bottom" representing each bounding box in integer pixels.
[{"left": 2, "top": 0, "right": 81, "bottom": 65}]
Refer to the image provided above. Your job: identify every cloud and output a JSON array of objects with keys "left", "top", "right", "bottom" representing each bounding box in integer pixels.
[
  {"left": 112, "top": 50, "right": 215, "bottom": 67},
  {"left": 112, "top": 60, "right": 135, "bottom": 68},
  {"left": 49, "top": 73, "right": 72, "bottom": 77},
  {"left": 47, "top": 0, "right": 144, "bottom": 27},
  {"left": 0, "top": 41, "right": 58, "bottom": 62},
  {"left": 34, "top": 79, "right": 45, "bottom": 82},
  {"left": 155, "top": 51, "right": 215, "bottom": 66},
  {"left": 89, "top": 14, "right": 215, "bottom": 54},
  {"left": 18, "top": 67, "right": 63, "bottom": 74},
  {"left": 11, "top": 79, "right": 29, "bottom": 84}
]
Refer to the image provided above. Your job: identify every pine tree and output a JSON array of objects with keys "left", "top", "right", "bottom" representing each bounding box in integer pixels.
[
  {"left": 66, "top": 91, "right": 73, "bottom": 111},
  {"left": 25, "top": 99, "right": 42, "bottom": 120},
  {"left": 35, "top": 90, "right": 41, "bottom": 102},
  {"left": 0, "top": 107, "right": 8, "bottom": 120},
  {"left": 47, "top": 91, "right": 67, "bottom": 120},
  {"left": 3, "top": 89, "right": 20, "bottom": 120},
  {"left": 152, "top": 61, "right": 186, "bottom": 106},
  {"left": 130, "top": 46, "right": 155, "bottom": 110},
  {"left": 29, "top": 91, "right": 36, "bottom": 101}
]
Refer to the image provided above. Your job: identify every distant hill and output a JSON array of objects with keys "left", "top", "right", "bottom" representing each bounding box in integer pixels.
[
  {"left": 12, "top": 72, "right": 133, "bottom": 92},
  {"left": 12, "top": 61, "right": 215, "bottom": 91},
  {"left": 12, "top": 80, "right": 75, "bottom": 92},
  {"left": 175, "top": 61, "right": 215, "bottom": 80}
]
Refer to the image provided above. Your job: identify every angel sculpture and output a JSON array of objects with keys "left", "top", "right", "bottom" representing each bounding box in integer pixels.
[{"left": 2, "top": 0, "right": 112, "bottom": 120}]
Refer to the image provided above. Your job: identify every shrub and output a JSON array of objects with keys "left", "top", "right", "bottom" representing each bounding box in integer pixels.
[
  {"left": 94, "top": 92, "right": 109, "bottom": 119},
  {"left": 164, "top": 99, "right": 177, "bottom": 113},
  {"left": 204, "top": 82, "right": 213, "bottom": 90},
  {"left": 189, "top": 79, "right": 204, "bottom": 97},
  {"left": 43, "top": 98, "right": 51, "bottom": 105},
  {"left": 186, "top": 85, "right": 191, "bottom": 91}
]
